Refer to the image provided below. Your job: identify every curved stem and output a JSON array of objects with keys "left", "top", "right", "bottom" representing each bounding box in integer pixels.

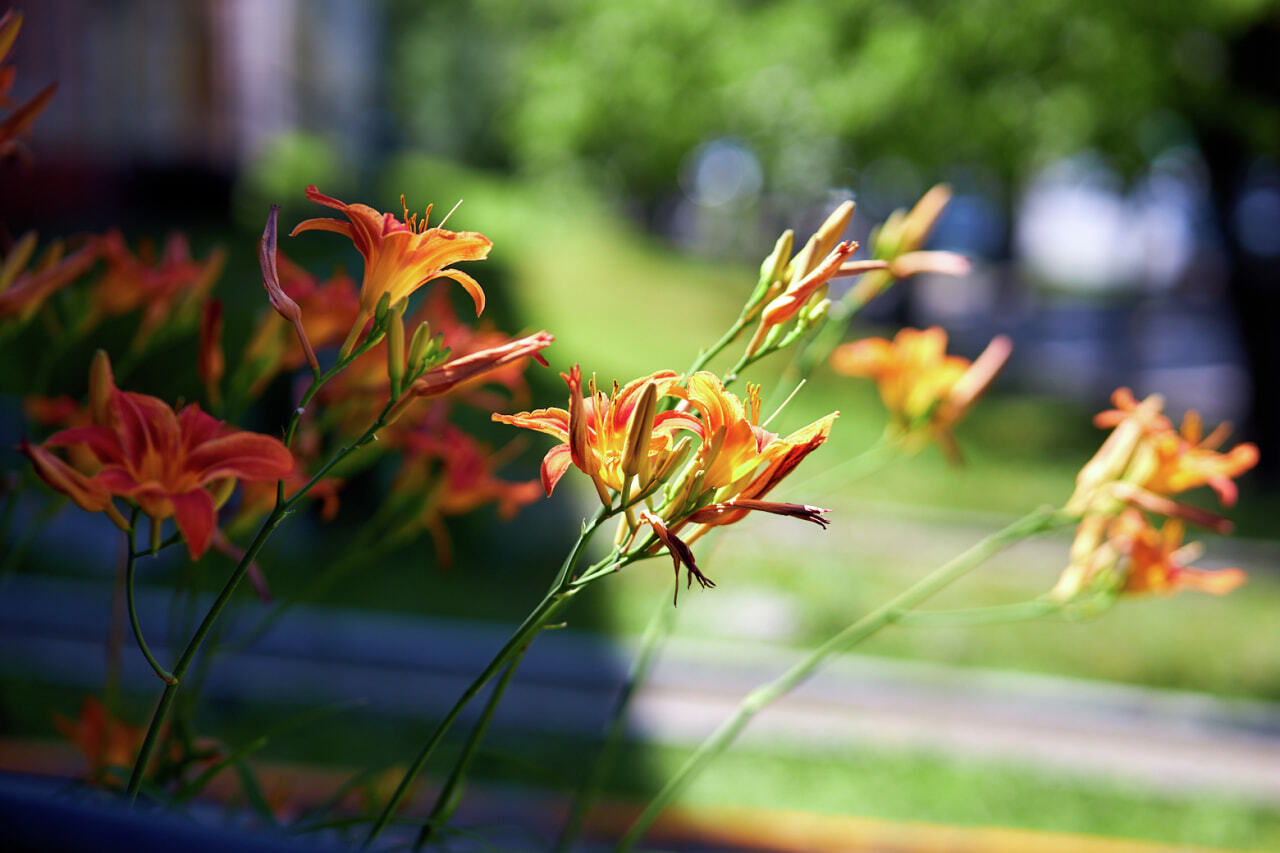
[
  {"left": 556, "top": 579, "right": 678, "bottom": 853},
  {"left": 891, "top": 599, "right": 1062, "bottom": 627},
  {"left": 124, "top": 510, "right": 176, "bottom": 685},
  {"left": 413, "top": 647, "right": 528, "bottom": 850},
  {"left": 616, "top": 505, "right": 1074, "bottom": 851},
  {"left": 362, "top": 508, "right": 613, "bottom": 849}
]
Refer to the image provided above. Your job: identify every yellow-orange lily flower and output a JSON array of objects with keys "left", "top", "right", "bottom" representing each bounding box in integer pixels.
[
  {"left": 291, "top": 185, "right": 492, "bottom": 355},
  {"left": 493, "top": 367, "right": 701, "bottom": 501},
  {"left": 831, "top": 326, "right": 1011, "bottom": 461},
  {"left": 1112, "top": 510, "right": 1246, "bottom": 596}
]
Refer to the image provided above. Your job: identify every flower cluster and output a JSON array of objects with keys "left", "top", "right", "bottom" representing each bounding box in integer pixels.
[{"left": 1053, "top": 388, "right": 1258, "bottom": 600}]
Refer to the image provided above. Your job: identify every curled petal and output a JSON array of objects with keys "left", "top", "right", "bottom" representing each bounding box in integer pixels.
[{"left": 640, "top": 512, "right": 714, "bottom": 605}]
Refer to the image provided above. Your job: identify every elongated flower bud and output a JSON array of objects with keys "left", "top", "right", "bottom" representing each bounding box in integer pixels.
[
  {"left": 259, "top": 205, "right": 320, "bottom": 372},
  {"left": 621, "top": 381, "right": 658, "bottom": 484},
  {"left": 387, "top": 307, "right": 406, "bottom": 397},
  {"left": 89, "top": 349, "right": 114, "bottom": 427},
  {"left": 407, "top": 319, "right": 433, "bottom": 372}
]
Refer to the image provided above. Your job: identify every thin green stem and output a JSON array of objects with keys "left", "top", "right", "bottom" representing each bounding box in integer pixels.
[
  {"left": 126, "top": 408, "right": 395, "bottom": 801},
  {"left": 687, "top": 317, "right": 748, "bottom": 377},
  {"left": 124, "top": 510, "right": 176, "bottom": 685},
  {"left": 413, "top": 648, "right": 528, "bottom": 850},
  {"left": 616, "top": 505, "right": 1073, "bottom": 851},
  {"left": 556, "top": 579, "right": 678, "bottom": 853},
  {"left": 362, "top": 508, "right": 613, "bottom": 849},
  {"left": 891, "top": 599, "right": 1062, "bottom": 627}
]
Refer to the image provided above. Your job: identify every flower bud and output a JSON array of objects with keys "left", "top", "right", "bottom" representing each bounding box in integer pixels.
[
  {"left": 407, "top": 319, "right": 433, "bottom": 372},
  {"left": 387, "top": 307, "right": 406, "bottom": 397},
  {"left": 89, "top": 349, "right": 114, "bottom": 427},
  {"left": 621, "top": 381, "right": 658, "bottom": 485}
]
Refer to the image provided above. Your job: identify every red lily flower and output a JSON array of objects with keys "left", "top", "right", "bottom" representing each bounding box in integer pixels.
[{"left": 22, "top": 352, "right": 293, "bottom": 558}]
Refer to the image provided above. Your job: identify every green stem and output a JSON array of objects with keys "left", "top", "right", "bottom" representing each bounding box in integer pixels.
[
  {"left": 687, "top": 317, "right": 748, "bottom": 377},
  {"left": 126, "top": 408, "right": 394, "bottom": 801},
  {"left": 891, "top": 599, "right": 1062, "bottom": 627},
  {"left": 362, "top": 508, "right": 613, "bottom": 849},
  {"left": 556, "top": 579, "right": 678, "bottom": 853},
  {"left": 413, "top": 648, "right": 528, "bottom": 850},
  {"left": 616, "top": 505, "right": 1072, "bottom": 851},
  {"left": 124, "top": 510, "right": 176, "bottom": 685}
]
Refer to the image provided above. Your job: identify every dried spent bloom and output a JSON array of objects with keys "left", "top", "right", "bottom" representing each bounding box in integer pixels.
[
  {"left": 22, "top": 351, "right": 293, "bottom": 558},
  {"left": 830, "top": 326, "right": 1011, "bottom": 461},
  {"left": 493, "top": 367, "right": 701, "bottom": 502},
  {"left": 0, "top": 10, "right": 56, "bottom": 159},
  {"left": 258, "top": 205, "right": 320, "bottom": 373},
  {"left": 0, "top": 232, "right": 100, "bottom": 323},
  {"left": 291, "top": 185, "right": 492, "bottom": 355}
]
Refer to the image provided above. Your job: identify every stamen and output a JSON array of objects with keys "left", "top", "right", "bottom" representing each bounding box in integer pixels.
[
  {"left": 436, "top": 198, "right": 463, "bottom": 229},
  {"left": 762, "top": 379, "right": 804, "bottom": 428}
]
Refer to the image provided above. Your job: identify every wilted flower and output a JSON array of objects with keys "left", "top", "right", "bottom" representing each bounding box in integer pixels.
[
  {"left": 291, "top": 185, "right": 492, "bottom": 355},
  {"left": 831, "top": 326, "right": 1011, "bottom": 461},
  {"left": 22, "top": 351, "right": 293, "bottom": 558}
]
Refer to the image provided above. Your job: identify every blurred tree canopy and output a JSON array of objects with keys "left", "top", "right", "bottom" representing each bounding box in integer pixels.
[{"left": 389, "top": 0, "right": 1278, "bottom": 200}]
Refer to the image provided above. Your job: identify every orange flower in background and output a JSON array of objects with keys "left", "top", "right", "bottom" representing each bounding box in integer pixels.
[
  {"left": 22, "top": 352, "right": 293, "bottom": 558},
  {"left": 1095, "top": 388, "right": 1259, "bottom": 507},
  {"left": 1054, "top": 390, "right": 1257, "bottom": 602},
  {"left": 0, "top": 232, "right": 99, "bottom": 322},
  {"left": 0, "top": 9, "right": 57, "bottom": 159},
  {"left": 54, "top": 696, "right": 146, "bottom": 783},
  {"left": 493, "top": 367, "right": 701, "bottom": 500},
  {"left": 831, "top": 326, "right": 1011, "bottom": 461},
  {"left": 88, "top": 230, "right": 225, "bottom": 349},
  {"left": 1111, "top": 510, "right": 1246, "bottom": 596},
  {"left": 291, "top": 185, "right": 492, "bottom": 354},
  {"left": 389, "top": 423, "right": 543, "bottom": 565}
]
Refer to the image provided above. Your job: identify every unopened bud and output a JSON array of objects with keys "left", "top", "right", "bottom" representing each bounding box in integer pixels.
[
  {"left": 407, "top": 319, "right": 433, "bottom": 371},
  {"left": 745, "top": 230, "right": 794, "bottom": 315},
  {"left": 622, "top": 381, "right": 658, "bottom": 484},
  {"left": 89, "top": 349, "right": 114, "bottom": 427},
  {"left": 374, "top": 292, "right": 392, "bottom": 325},
  {"left": 813, "top": 200, "right": 855, "bottom": 262},
  {"left": 387, "top": 309, "right": 406, "bottom": 397}
]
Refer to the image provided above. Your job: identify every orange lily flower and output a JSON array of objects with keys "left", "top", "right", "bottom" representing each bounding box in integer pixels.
[
  {"left": 1111, "top": 510, "right": 1246, "bottom": 596},
  {"left": 389, "top": 423, "right": 543, "bottom": 565},
  {"left": 1095, "top": 388, "right": 1259, "bottom": 507},
  {"left": 0, "top": 10, "right": 56, "bottom": 160},
  {"left": 53, "top": 696, "right": 147, "bottom": 783},
  {"left": 291, "top": 185, "right": 492, "bottom": 354},
  {"left": 493, "top": 367, "right": 701, "bottom": 501},
  {"left": 88, "top": 230, "right": 225, "bottom": 350},
  {"left": 0, "top": 232, "right": 99, "bottom": 323},
  {"left": 831, "top": 326, "right": 1011, "bottom": 461},
  {"left": 22, "top": 352, "right": 293, "bottom": 558}
]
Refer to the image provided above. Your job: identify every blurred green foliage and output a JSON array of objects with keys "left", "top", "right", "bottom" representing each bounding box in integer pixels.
[{"left": 389, "top": 0, "right": 1278, "bottom": 200}]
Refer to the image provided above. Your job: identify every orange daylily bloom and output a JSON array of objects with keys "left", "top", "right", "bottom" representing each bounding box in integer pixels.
[
  {"left": 291, "top": 185, "right": 492, "bottom": 354},
  {"left": 88, "top": 230, "right": 225, "bottom": 350},
  {"left": 831, "top": 326, "right": 1011, "bottom": 461},
  {"left": 493, "top": 367, "right": 701, "bottom": 501},
  {"left": 0, "top": 10, "right": 56, "bottom": 160},
  {"left": 1111, "top": 510, "right": 1246, "bottom": 596},
  {"left": 389, "top": 423, "right": 543, "bottom": 565},
  {"left": 1095, "top": 388, "right": 1259, "bottom": 507},
  {"left": 674, "top": 372, "right": 837, "bottom": 498},
  {"left": 0, "top": 232, "right": 99, "bottom": 322},
  {"left": 22, "top": 352, "right": 293, "bottom": 558},
  {"left": 54, "top": 696, "right": 147, "bottom": 783}
]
